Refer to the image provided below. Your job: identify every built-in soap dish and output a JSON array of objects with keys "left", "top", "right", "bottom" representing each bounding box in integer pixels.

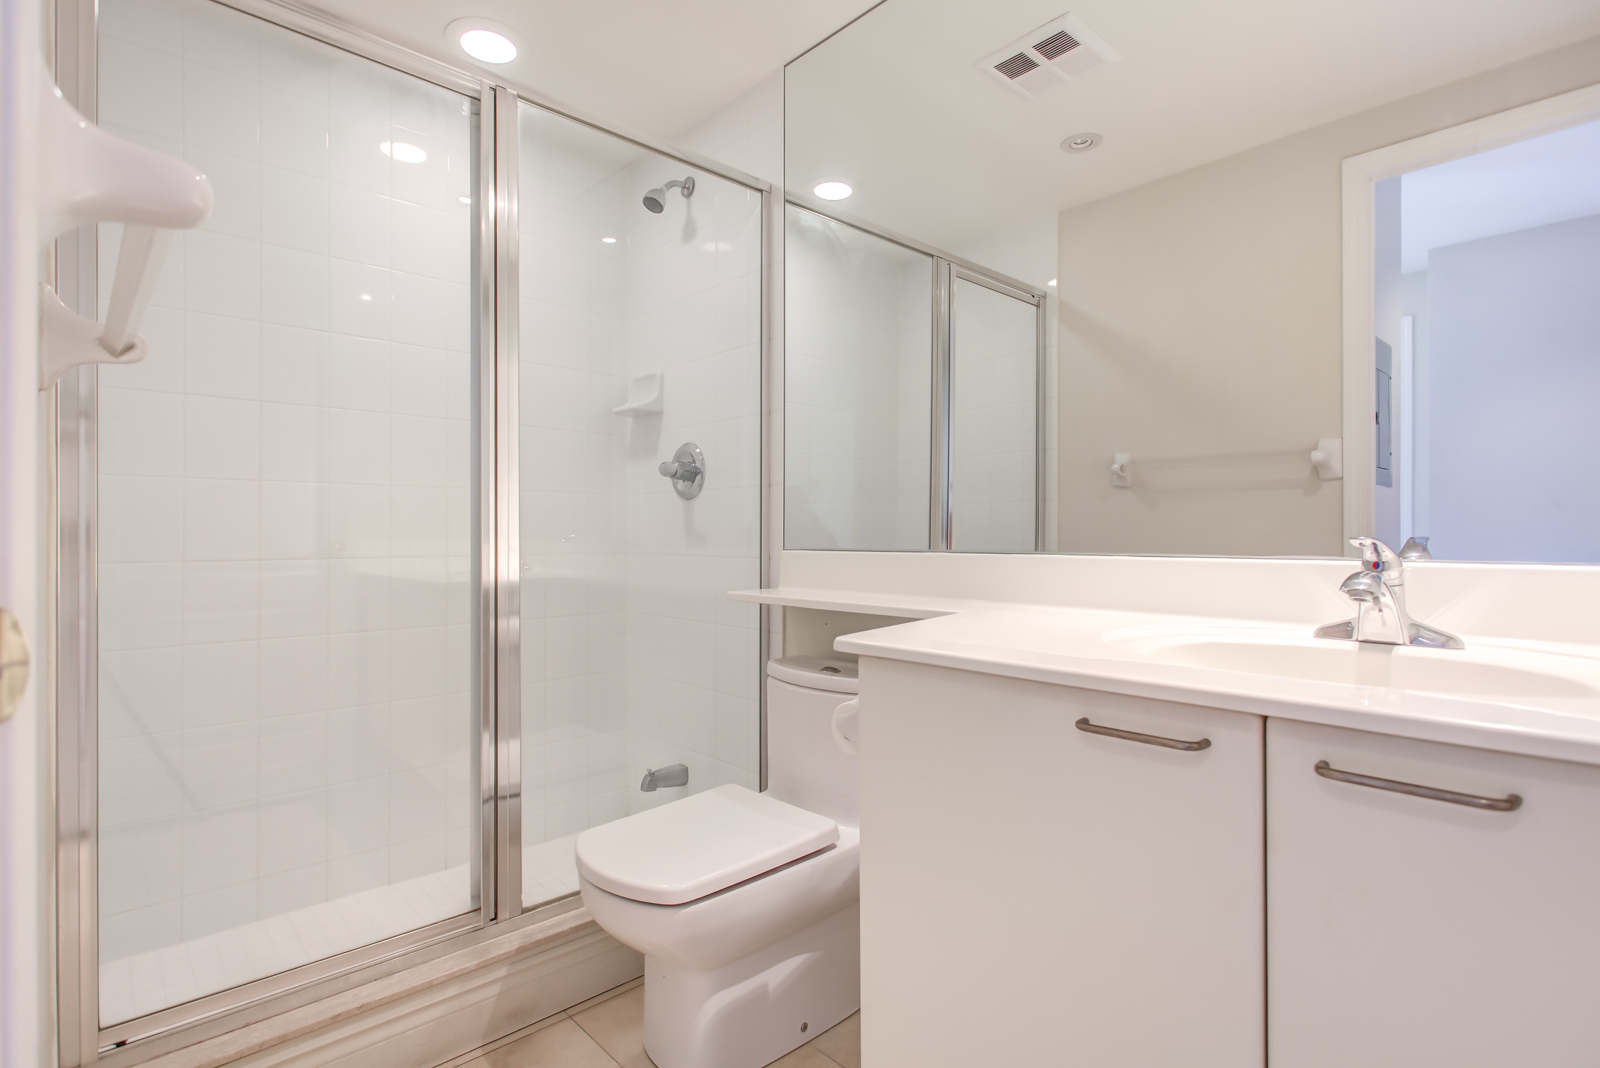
[{"left": 613, "top": 372, "right": 663, "bottom": 416}]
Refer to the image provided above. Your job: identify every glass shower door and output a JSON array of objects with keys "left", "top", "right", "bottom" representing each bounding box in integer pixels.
[
  {"left": 514, "top": 101, "right": 764, "bottom": 909},
  {"left": 93, "top": 0, "right": 480, "bottom": 1026}
]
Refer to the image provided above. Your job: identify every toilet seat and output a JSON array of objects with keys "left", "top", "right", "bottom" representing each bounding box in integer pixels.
[{"left": 576, "top": 785, "right": 839, "bottom": 906}]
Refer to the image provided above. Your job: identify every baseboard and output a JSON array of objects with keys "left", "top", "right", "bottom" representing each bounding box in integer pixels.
[{"left": 139, "top": 909, "right": 643, "bottom": 1068}]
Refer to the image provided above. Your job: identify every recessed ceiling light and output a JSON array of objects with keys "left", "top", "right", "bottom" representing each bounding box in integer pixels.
[
  {"left": 380, "top": 141, "right": 427, "bottom": 163},
  {"left": 459, "top": 196, "right": 472, "bottom": 204},
  {"left": 813, "top": 180, "right": 852, "bottom": 201},
  {"left": 447, "top": 18, "right": 524, "bottom": 66},
  {"left": 1048, "top": 279, "right": 1057, "bottom": 286},
  {"left": 360, "top": 294, "right": 373, "bottom": 301},
  {"left": 601, "top": 237, "right": 617, "bottom": 243},
  {"left": 460, "top": 28, "right": 516, "bottom": 63},
  {"left": 1060, "top": 132, "right": 1102, "bottom": 153}
]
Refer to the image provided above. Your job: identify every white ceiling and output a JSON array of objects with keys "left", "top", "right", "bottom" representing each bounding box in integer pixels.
[
  {"left": 785, "top": 0, "right": 1600, "bottom": 250},
  {"left": 1401, "top": 118, "right": 1600, "bottom": 272},
  {"left": 305, "top": 0, "right": 877, "bottom": 141}
]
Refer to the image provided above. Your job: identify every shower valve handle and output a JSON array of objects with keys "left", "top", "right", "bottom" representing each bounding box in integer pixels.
[
  {"left": 658, "top": 460, "right": 701, "bottom": 481},
  {"left": 659, "top": 443, "right": 706, "bottom": 500}
]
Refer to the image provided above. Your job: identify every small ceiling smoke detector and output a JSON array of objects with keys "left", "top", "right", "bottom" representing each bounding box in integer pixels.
[
  {"left": 1060, "top": 132, "right": 1102, "bottom": 152},
  {"left": 977, "top": 13, "right": 1121, "bottom": 100},
  {"left": 446, "top": 18, "right": 526, "bottom": 67}
]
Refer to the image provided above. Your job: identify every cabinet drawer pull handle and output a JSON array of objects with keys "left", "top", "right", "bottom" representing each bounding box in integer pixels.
[
  {"left": 1075, "top": 717, "right": 1211, "bottom": 751},
  {"left": 1314, "top": 760, "right": 1522, "bottom": 811}
]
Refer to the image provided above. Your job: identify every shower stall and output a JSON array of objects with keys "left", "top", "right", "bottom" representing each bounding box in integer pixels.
[{"left": 52, "top": 0, "right": 764, "bottom": 1058}]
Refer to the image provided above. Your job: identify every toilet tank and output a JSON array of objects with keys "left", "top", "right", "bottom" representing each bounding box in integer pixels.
[{"left": 765, "top": 657, "right": 859, "bottom": 828}]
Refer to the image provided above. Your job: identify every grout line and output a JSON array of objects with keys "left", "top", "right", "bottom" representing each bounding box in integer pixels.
[
  {"left": 430, "top": 976, "right": 643, "bottom": 1068},
  {"left": 566, "top": 976, "right": 643, "bottom": 1019},
  {"left": 428, "top": 1011, "right": 571, "bottom": 1068}
]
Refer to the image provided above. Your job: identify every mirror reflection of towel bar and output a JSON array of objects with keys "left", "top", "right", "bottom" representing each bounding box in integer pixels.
[{"left": 1109, "top": 439, "right": 1341, "bottom": 490}]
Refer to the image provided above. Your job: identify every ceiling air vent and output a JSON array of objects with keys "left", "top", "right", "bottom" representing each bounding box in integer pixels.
[{"left": 977, "top": 13, "right": 1121, "bottom": 99}]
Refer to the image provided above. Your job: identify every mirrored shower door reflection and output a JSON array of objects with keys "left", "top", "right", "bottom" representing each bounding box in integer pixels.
[
  {"left": 91, "top": 0, "right": 480, "bottom": 1028},
  {"left": 948, "top": 273, "right": 1041, "bottom": 552}
]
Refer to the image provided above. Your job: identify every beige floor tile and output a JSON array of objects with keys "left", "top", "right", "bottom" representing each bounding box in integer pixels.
[
  {"left": 476, "top": 1018, "right": 621, "bottom": 1068},
  {"left": 804, "top": 1010, "right": 860, "bottom": 1068},
  {"left": 766, "top": 1044, "right": 845, "bottom": 1068},
  {"left": 571, "top": 986, "right": 655, "bottom": 1068}
]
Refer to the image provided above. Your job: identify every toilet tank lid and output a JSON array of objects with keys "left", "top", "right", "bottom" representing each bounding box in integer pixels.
[
  {"left": 767, "top": 656, "right": 859, "bottom": 694},
  {"left": 576, "top": 785, "right": 839, "bottom": 906}
]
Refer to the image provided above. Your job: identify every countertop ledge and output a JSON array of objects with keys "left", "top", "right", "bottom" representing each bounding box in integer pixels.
[{"left": 736, "top": 587, "right": 1600, "bottom": 768}]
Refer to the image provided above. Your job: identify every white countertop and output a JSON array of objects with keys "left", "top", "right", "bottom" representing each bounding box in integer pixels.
[{"left": 734, "top": 586, "right": 1600, "bottom": 767}]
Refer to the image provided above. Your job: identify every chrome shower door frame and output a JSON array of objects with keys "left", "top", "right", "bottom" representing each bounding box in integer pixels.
[
  {"left": 942, "top": 264, "right": 1048, "bottom": 553},
  {"left": 51, "top": 0, "right": 773, "bottom": 1058}
]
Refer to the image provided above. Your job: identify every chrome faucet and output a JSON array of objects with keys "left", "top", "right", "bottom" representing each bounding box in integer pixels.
[{"left": 1315, "top": 537, "right": 1464, "bottom": 649}]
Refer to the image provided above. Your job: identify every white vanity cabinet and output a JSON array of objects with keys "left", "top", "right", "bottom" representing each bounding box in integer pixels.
[
  {"left": 1267, "top": 718, "right": 1600, "bottom": 1067},
  {"left": 859, "top": 658, "right": 1265, "bottom": 1068}
]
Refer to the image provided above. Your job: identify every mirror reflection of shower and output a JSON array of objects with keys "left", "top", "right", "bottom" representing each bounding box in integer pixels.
[{"left": 643, "top": 175, "right": 696, "bottom": 212}]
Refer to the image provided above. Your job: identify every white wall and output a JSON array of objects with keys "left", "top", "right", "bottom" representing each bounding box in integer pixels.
[
  {"left": 1424, "top": 213, "right": 1600, "bottom": 562},
  {"left": 1, "top": 0, "right": 47, "bottom": 1057},
  {"left": 93, "top": 0, "right": 475, "bottom": 1002}
]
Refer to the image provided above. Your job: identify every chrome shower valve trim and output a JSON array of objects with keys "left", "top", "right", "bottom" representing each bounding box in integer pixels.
[{"left": 659, "top": 442, "right": 706, "bottom": 499}]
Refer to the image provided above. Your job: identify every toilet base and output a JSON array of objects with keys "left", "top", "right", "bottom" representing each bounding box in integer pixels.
[{"left": 642, "top": 901, "right": 860, "bottom": 1068}]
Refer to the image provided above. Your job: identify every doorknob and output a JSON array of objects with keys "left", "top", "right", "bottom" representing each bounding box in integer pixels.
[{"left": 0, "top": 608, "right": 31, "bottom": 723}]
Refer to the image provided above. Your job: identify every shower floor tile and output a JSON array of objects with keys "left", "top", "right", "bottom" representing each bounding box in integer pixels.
[
  {"left": 101, "top": 835, "right": 590, "bottom": 1027},
  {"left": 100, "top": 865, "right": 473, "bottom": 1026}
]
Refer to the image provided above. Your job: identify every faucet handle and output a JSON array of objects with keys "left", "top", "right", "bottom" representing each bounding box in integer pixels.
[
  {"left": 1348, "top": 537, "right": 1401, "bottom": 574},
  {"left": 1398, "top": 536, "right": 1432, "bottom": 561}
]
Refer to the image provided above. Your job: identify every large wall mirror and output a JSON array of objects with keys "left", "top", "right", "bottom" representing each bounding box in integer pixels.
[{"left": 783, "top": 0, "right": 1600, "bottom": 562}]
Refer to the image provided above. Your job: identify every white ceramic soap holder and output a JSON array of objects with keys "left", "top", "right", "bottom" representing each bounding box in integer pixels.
[{"left": 612, "top": 372, "right": 663, "bottom": 416}]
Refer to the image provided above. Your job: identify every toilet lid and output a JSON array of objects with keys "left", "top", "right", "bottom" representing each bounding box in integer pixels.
[{"left": 576, "top": 785, "right": 839, "bottom": 905}]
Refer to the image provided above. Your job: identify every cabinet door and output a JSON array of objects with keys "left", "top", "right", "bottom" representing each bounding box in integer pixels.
[
  {"left": 859, "top": 658, "right": 1264, "bottom": 1068},
  {"left": 1268, "top": 718, "right": 1600, "bottom": 1067}
]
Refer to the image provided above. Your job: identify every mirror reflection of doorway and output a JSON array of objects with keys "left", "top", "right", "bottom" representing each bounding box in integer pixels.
[{"left": 1374, "top": 117, "right": 1600, "bottom": 562}]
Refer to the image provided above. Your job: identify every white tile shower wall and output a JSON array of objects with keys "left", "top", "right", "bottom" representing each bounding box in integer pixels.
[
  {"left": 514, "top": 106, "right": 763, "bottom": 893},
  {"left": 94, "top": 0, "right": 473, "bottom": 1010},
  {"left": 675, "top": 70, "right": 783, "bottom": 679},
  {"left": 621, "top": 158, "right": 763, "bottom": 815},
  {"left": 516, "top": 109, "right": 633, "bottom": 861}
]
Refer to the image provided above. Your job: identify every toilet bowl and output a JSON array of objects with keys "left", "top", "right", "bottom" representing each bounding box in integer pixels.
[{"left": 577, "top": 657, "right": 860, "bottom": 1068}]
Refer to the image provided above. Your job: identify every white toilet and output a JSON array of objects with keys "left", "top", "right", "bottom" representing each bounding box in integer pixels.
[{"left": 577, "top": 656, "right": 861, "bottom": 1068}]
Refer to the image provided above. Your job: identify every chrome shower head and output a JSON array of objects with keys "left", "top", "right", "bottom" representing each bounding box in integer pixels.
[{"left": 643, "top": 176, "right": 695, "bottom": 213}]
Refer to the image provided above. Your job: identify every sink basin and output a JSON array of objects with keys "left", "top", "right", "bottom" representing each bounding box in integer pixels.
[{"left": 1103, "top": 626, "right": 1598, "bottom": 699}]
